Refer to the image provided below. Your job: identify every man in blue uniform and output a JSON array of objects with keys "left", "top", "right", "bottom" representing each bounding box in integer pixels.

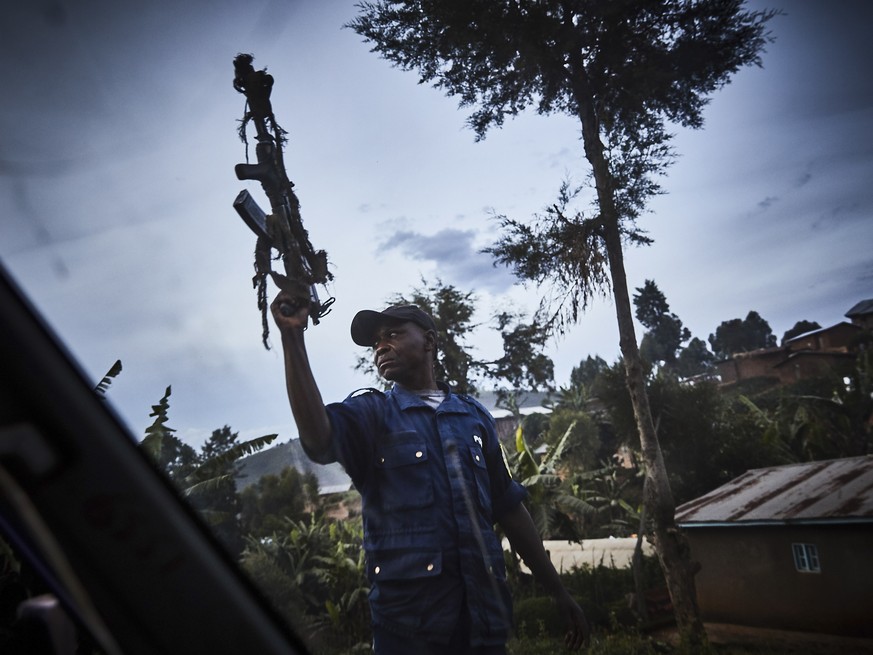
[{"left": 271, "top": 294, "right": 588, "bottom": 654}]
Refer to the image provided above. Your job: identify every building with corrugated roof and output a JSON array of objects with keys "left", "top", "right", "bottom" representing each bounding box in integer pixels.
[
  {"left": 675, "top": 456, "right": 873, "bottom": 637},
  {"left": 846, "top": 298, "right": 873, "bottom": 330},
  {"left": 716, "top": 322, "right": 862, "bottom": 387}
]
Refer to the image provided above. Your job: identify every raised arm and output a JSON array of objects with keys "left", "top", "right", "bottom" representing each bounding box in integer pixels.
[
  {"left": 499, "top": 502, "right": 590, "bottom": 650},
  {"left": 270, "top": 292, "right": 333, "bottom": 460}
]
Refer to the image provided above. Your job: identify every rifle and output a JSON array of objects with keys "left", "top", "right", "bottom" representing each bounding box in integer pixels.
[{"left": 232, "top": 53, "right": 333, "bottom": 347}]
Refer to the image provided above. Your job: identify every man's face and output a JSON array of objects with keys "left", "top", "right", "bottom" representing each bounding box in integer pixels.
[{"left": 372, "top": 321, "right": 434, "bottom": 386}]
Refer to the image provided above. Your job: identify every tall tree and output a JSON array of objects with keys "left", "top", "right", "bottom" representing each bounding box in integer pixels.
[
  {"left": 781, "top": 319, "right": 822, "bottom": 345},
  {"left": 485, "top": 309, "right": 555, "bottom": 394},
  {"left": 359, "top": 279, "right": 554, "bottom": 396},
  {"left": 356, "top": 278, "right": 479, "bottom": 393},
  {"left": 634, "top": 280, "right": 691, "bottom": 368},
  {"left": 674, "top": 336, "right": 716, "bottom": 379},
  {"left": 709, "top": 310, "right": 777, "bottom": 359},
  {"left": 569, "top": 355, "right": 609, "bottom": 396},
  {"left": 140, "top": 386, "right": 197, "bottom": 481},
  {"left": 350, "top": 1, "right": 777, "bottom": 644},
  {"left": 239, "top": 467, "right": 319, "bottom": 537}
]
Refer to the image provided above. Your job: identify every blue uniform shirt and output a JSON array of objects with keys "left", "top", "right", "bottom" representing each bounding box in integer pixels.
[{"left": 306, "top": 383, "right": 527, "bottom": 645}]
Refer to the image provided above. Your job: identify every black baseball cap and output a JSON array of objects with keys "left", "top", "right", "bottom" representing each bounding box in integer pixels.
[{"left": 350, "top": 305, "right": 437, "bottom": 347}]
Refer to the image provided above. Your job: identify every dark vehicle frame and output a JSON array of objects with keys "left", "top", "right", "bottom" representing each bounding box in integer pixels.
[{"left": 0, "top": 261, "right": 309, "bottom": 654}]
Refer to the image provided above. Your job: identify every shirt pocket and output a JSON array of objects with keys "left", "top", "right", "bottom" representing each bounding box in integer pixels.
[
  {"left": 375, "top": 431, "right": 434, "bottom": 511},
  {"left": 367, "top": 549, "right": 442, "bottom": 583}
]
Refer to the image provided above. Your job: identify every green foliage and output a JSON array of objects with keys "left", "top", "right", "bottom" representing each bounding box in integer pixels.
[
  {"left": 594, "top": 360, "right": 639, "bottom": 442},
  {"left": 781, "top": 319, "right": 822, "bottom": 345},
  {"left": 585, "top": 632, "right": 662, "bottom": 655},
  {"left": 643, "top": 377, "right": 772, "bottom": 503},
  {"left": 392, "top": 278, "right": 481, "bottom": 394},
  {"left": 571, "top": 463, "right": 645, "bottom": 538},
  {"left": 634, "top": 280, "right": 692, "bottom": 369},
  {"left": 241, "top": 516, "right": 371, "bottom": 653},
  {"left": 486, "top": 178, "right": 614, "bottom": 333},
  {"left": 140, "top": 386, "right": 198, "bottom": 480},
  {"left": 514, "top": 596, "right": 575, "bottom": 639},
  {"left": 350, "top": 7, "right": 776, "bottom": 641},
  {"left": 674, "top": 337, "right": 716, "bottom": 379},
  {"left": 632, "top": 280, "right": 718, "bottom": 378},
  {"left": 519, "top": 412, "right": 551, "bottom": 448},
  {"left": 509, "top": 558, "right": 667, "bottom": 654},
  {"left": 351, "top": 1, "right": 775, "bottom": 332},
  {"left": 559, "top": 557, "right": 665, "bottom": 613},
  {"left": 545, "top": 406, "right": 602, "bottom": 472},
  {"left": 239, "top": 466, "right": 318, "bottom": 537},
  {"left": 354, "top": 278, "right": 481, "bottom": 393},
  {"left": 508, "top": 418, "right": 595, "bottom": 541},
  {"left": 181, "top": 427, "right": 278, "bottom": 556},
  {"left": 348, "top": 1, "right": 777, "bottom": 142},
  {"left": 736, "top": 348, "right": 873, "bottom": 462},
  {"left": 486, "top": 310, "right": 555, "bottom": 393},
  {"left": 137, "top": 386, "right": 278, "bottom": 556},
  {"left": 708, "top": 311, "right": 778, "bottom": 359},
  {"left": 570, "top": 355, "right": 610, "bottom": 397},
  {"left": 359, "top": 279, "right": 555, "bottom": 396},
  {"left": 94, "top": 359, "right": 122, "bottom": 397},
  {"left": 597, "top": 367, "right": 788, "bottom": 504}
]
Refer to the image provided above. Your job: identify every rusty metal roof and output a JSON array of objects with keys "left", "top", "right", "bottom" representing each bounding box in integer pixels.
[{"left": 675, "top": 456, "right": 873, "bottom": 526}]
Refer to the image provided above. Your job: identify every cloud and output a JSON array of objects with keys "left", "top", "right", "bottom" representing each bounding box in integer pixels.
[
  {"left": 378, "top": 227, "right": 516, "bottom": 292},
  {"left": 794, "top": 171, "right": 812, "bottom": 188},
  {"left": 756, "top": 195, "right": 779, "bottom": 210}
]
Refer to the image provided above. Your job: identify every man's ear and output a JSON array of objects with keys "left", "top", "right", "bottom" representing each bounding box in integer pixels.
[{"left": 424, "top": 329, "right": 437, "bottom": 354}]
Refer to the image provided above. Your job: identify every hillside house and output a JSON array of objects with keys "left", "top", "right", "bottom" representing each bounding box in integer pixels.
[
  {"left": 716, "top": 346, "right": 790, "bottom": 385},
  {"left": 715, "top": 305, "right": 865, "bottom": 387},
  {"left": 846, "top": 298, "right": 873, "bottom": 330},
  {"left": 675, "top": 456, "right": 873, "bottom": 637}
]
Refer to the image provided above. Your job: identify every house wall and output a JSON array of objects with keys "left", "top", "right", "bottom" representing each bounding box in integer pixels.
[
  {"left": 716, "top": 350, "right": 785, "bottom": 384},
  {"left": 774, "top": 353, "right": 856, "bottom": 384},
  {"left": 786, "top": 322, "right": 859, "bottom": 353},
  {"left": 848, "top": 313, "right": 873, "bottom": 330},
  {"left": 684, "top": 524, "right": 873, "bottom": 637}
]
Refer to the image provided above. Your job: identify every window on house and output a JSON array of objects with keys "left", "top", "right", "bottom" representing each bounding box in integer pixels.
[{"left": 792, "top": 543, "right": 821, "bottom": 573}]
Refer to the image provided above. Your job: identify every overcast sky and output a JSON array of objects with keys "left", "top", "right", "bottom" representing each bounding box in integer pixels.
[{"left": 1, "top": 0, "right": 871, "bottom": 448}]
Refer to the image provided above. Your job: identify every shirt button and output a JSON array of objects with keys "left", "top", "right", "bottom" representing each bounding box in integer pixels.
[
  {"left": 426, "top": 563, "right": 434, "bottom": 572},
  {"left": 380, "top": 457, "right": 385, "bottom": 464},
  {"left": 415, "top": 451, "right": 423, "bottom": 458},
  {"left": 475, "top": 455, "right": 481, "bottom": 462},
  {"left": 374, "top": 566, "right": 381, "bottom": 575}
]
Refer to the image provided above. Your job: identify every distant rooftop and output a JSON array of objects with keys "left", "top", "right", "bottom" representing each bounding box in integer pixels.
[
  {"left": 845, "top": 298, "right": 873, "bottom": 318},
  {"left": 676, "top": 456, "right": 873, "bottom": 527},
  {"left": 476, "top": 390, "right": 552, "bottom": 419}
]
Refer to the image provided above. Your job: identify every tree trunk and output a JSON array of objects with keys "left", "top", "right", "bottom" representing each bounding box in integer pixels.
[
  {"left": 632, "top": 476, "right": 649, "bottom": 623},
  {"left": 602, "top": 219, "right": 705, "bottom": 648},
  {"left": 570, "top": 60, "right": 707, "bottom": 648}
]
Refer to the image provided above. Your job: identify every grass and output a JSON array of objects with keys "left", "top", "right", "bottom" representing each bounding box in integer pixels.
[{"left": 506, "top": 628, "right": 867, "bottom": 655}]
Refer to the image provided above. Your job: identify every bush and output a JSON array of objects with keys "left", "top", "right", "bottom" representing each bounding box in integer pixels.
[
  {"left": 558, "top": 556, "right": 665, "bottom": 607},
  {"left": 508, "top": 630, "right": 664, "bottom": 655},
  {"left": 514, "top": 597, "right": 566, "bottom": 639},
  {"left": 514, "top": 595, "right": 611, "bottom": 639}
]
